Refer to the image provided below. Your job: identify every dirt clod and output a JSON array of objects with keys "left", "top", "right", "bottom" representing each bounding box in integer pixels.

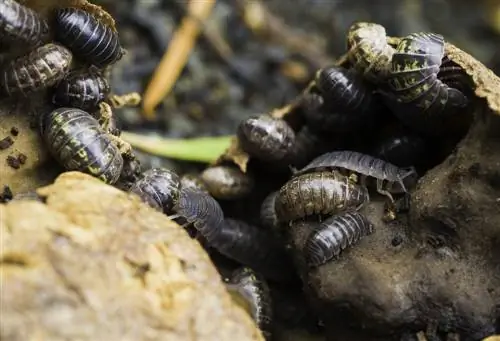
[
  {"left": 6, "top": 155, "right": 20, "bottom": 169},
  {"left": 0, "top": 137, "right": 14, "bottom": 150},
  {"left": 10, "top": 127, "right": 19, "bottom": 136},
  {"left": 0, "top": 185, "right": 13, "bottom": 203}
]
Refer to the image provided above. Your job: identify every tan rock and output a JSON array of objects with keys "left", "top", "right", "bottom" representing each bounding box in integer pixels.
[{"left": 0, "top": 171, "right": 264, "bottom": 341}]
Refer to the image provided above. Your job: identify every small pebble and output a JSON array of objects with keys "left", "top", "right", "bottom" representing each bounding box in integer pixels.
[
  {"left": 17, "top": 153, "right": 27, "bottom": 165},
  {"left": 10, "top": 127, "right": 19, "bottom": 136},
  {"left": 6, "top": 155, "right": 20, "bottom": 169},
  {"left": 0, "top": 136, "right": 14, "bottom": 150},
  {"left": 0, "top": 185, "right": 13, "bottom": 203}
]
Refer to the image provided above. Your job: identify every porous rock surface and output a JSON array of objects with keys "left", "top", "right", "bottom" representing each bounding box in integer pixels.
[{"left": 0, "top": 171, "right": 264, "bottom": 341}]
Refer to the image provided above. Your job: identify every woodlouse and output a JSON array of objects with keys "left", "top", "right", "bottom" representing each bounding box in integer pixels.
[
  {"left": 305, "top": 211, "right": 374, "bottom": 267},
  {"left": 225, "top": 267, "right": 273, "bottom": 340},
  {"left": 372, "top": 132, "right": 427, "bottom": 168},
  {"left": 200, "top": 165, "right": 254, "bottom": 200},
  {"left": 129, "top": 168, "right": 181, "bottom": 214},
  {"left": 346, "top": 22, "right": 395, "bottom": 83},
  {"left": 384, "top": 32, "right": 469, "bottom": 133},
  {"left": 0, "top": 0, "right": 49, "bottom": 46},
  {"left": 0, "top": 43, "right": 72, "bottom": 97},
  {"left": 53, "top": 8, "right": 124, "bottom": 68},
  {"left": 41, "top": 107, "right": 123, "bottom": 184},
  {"left": 304, "top": 66, "right": 379, "bottom": 132},
  {"left": 294, "top": 151, "right": 418, "bottom": 202},
  {"left": 53, "top": 69, "right": 110, "bottom": 110},
  {"left": 179, "top": 173, "right": 208, "bottom": 193},
  {"left": 275, "top": 171, "right": 370, "bottom": 223},
  {"left": 237, "top": 114, "right": 296, "bottom": 163}
]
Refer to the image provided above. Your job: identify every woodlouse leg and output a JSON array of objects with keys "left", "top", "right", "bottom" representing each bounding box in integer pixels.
[
  {"left": 376, "top": 178, "right": 394, "bottom": 203},
  {"left": 348, "top": 172, "right": 358, "bottom": 184},
  {"left": 108, "top": 92, "right": 142, "bottom": 109}
]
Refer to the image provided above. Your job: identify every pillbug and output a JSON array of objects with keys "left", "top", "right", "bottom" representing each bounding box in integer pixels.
[
  {"left": 0, "top": 0, "right": 49, "bottom": 47},
  {"left": 129, "top": 168, "right": 180, "bottom": 214},
  {"left": 41, "top": 107, "right": 123, "bottom": 185},
  {"left": 53, "top": 8, "right": 124, "bottom": 68},
  {"left": 304, "top": 66, "right": 379, "bottom": 133},
  {"left": 372, "top": 132, "right": 427, "bottom": 168},
  {"left": 200, "top": 165, "right": 254, "bottom": 200},
  {"left": 180, "top": 173, "right": 209, "bottom": 193},
  {"left": 260, "top": 191, "right": 279, "bottom": 231},
  {"left": 225, "top": 267, "right": 273, "bottom": 340},
  {"left": 294, "top": 151, "right": 418, "bottom": 202},
  {"left": 0, "top": 43, "right": 72, "bottom": 97},
  {"left": 346, "top": 22, "right": 395, "bottom": 83},
  {"left": 216, "top": 218, "right": 295, "bottom": 281},
  {"left": 53, "top": 69, "right": 110, "bottom": 110},
  {"left": 275, "top": 171, "right": 369, "bottom": 223},
  {"left": 384, "top": 32, "right": 469, "bottom": 134},
  {"left": 237, "top": 114, "right": 296, "bottom": 163},
  {"left": 305, "top": 211, "right": 374, "bottom": 267}
]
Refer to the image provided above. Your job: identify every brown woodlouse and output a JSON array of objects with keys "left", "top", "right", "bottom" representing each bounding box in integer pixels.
[
  {"left": 305, "top": 211, "right": 374, "bottom": 267},
  {"left": 225, "top": 267, "right": 273, "bottom": 340},
  {"left": 200, "top": 165, "right": 254, "bottom": 200},
  {"left": 129, "top": 168, "right": 181, "bottom": 214},
  {"left": 216, "top": 218, "right": 295, "bottom": 281},
  {"left": 53, "top": 8, "right": 124, "bottom": 68},
  {"left": 53, "top": 69, "right": 110, "bottom": 110},
  {"left": 346, "top": 22, "right": 395, "bottom": 83},
  {"left": 41, "top": 107, "right": 123, "bottom": 185},
  {"left": 294, "top": 151, "right": 418, "bottom": 202},
  {"left": 275, "top": 171, "right": 370, "bottom": 223},
  {"left": 237, "top": 114, "right": 296, "bottom": 163},
  {"left": 383, "top": 32, "right": 469, "bottom": 134},
  {"left": 0, "top": 43, "right": 72, "bottom": 97},
  {"left": 0, "top": 0, "right": 49, "bottom": 47}
]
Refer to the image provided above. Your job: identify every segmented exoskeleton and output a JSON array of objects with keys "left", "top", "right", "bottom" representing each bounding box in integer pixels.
[
  {"left": 305, "top": 211, "right": 374, "bottom": 267},
  {"left": 260, "top": 191, "right": 279, "bottom": 231},
  {"left": 346, "top": 22, "right": 395, "bottom": 83},
  {"left": 0, "top": 0, "right": 49, "bottom": 46},
  {"left": 275, "top": 171, "right": 369, "bottom": 223},
  {"left": 0, "top": 43, "right": 72, "bottom": 97},
  {"left": 129, "top": 168, "right": 180, "bottom": 214},
  {"left": 225, "top": 267, "right": 273, "bottom": 340},
  {"left": 372, "top": 132, "right": 427, "bottom": 168},
  {"left": 54, "top": 8, "right": 124, "bottom": 67},
  {"left": 383, "top": 32, "right": 469, "bottom": 134},
  {"left": 294, "top": 150, "right": 418, "bottom": 202},
  {"left": 53, "top": 69, "right": 110, "bottom": 110},
  {"left": 200, "top": 165, "right": 254, "bottom": 200},
  {"left": 41, "top": 107, "right": 123, "bottom": 184}
]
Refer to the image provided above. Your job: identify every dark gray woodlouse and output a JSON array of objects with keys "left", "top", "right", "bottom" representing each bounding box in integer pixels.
[
  {"left": 179, "top": 173, "right": 209, "bottom": 193},
  {"left": 275, "top": 171, "right": 370, "bottom": 223},
  {"left": 216, "top": 218, "right": 295, "bottom": 281},
  {"left": 129, "top": 168, "right": 180, "bottom": 214},
  {"left": 200, "top": 165, "right": 254, "bottom": 200},
  {"left": 53, "top": 69, "right": 110, "bottom": 110},
  {"left": 41, "top": 107, "right": 123, "bottom": 185},
  {"left": 294, "top": 151, "right": 418, "bottom": 202},
  {"left": 54, "top": 8, "right": 124, "bottom": 68},
  {"left": 237, "top": 114, "right": 296, "bottom": 163},
  {"left": 346, "top": 22, "right": 395, "bottom": 83},
  {"left": 225, "top": 267, "right": 273, "bottom": 340},
  {"left": 0, "top": 0, "right": 49, "bottom": 46},
  {"left": 305, "top": 211, "right": 374, "bottom": 267},
  {"left": 372, "top": 132, "right": 427, "bottom": 168},
  {"left": 384, "top": 32, "right": 469, "bottom": 134},
  {"left": 0, "top": 43, "right": 72, "bottom": 97}
]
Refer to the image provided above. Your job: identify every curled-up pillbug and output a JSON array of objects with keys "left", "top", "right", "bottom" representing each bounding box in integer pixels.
[
  {"left": 346, "top": 22, "right": 395, "bottom": 83},
  {"left": 260, "top": 191, "right": 279, "bottom": 231},
  {"left": 41, "top": 107, "right": 123, "bottom": 185},
  {"left": 305, "top": 211, "right": 374, "bottom": 267},
  {"left": 372, "top": 132, "right": 427, "bottom": 168},
  {"left": 384, "top": 33, "right": 468, "bottom": 133},
  {"left": 237, "top": 114, "right": 296, "bottom": 163},
  {"left": 0, "top": 43, "right": 72, "bottom": 97},
  {"left": 200, "top": 165, "right": 254, "bottom": 200},
  {"left": 225, "top": 267, "right": 273, "bottom": 340},
  {"left": 275, "top": 171, "right": 369, "bottom": 223},
  {"left": 53, "top": 69, "right": 110, "bottom": 110},
  {"left": 294, "top": 151, "right": 418, "bottom": 202},
  {"left": 437, "top": 56, "right": 472, "bottom": 94},
  {"left": 304, "top": 66, "right": 379, "bottom": 132},
  {"left": 54, "top": 8, "right": 124, "bottom": 67},
  {"left": 0, "top": 0, "right": 49, "bottom": 46},
  {"left": 129, "top": 168, "right": 180, "bottom": 214},
  {"left": 216, "top": 218, "right": 295, "bottom": 281},
  {"left": 180, "top": 173, "right": 209, "bottom": 193}
]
